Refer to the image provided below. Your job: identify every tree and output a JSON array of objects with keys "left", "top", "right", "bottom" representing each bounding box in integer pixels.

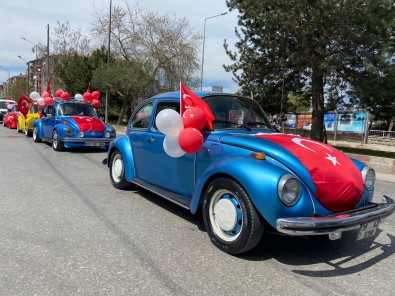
[
  {"left": 225, "top": 0, "right": 395, "bottom": 141},
  {"left": 91, "top": 2, "right": 201, "bottom": 90},
  {"left": 91, "top": 61, "right": 156, "bottom": 124}
]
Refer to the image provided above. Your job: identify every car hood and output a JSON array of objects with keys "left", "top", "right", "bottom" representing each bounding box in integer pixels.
[
  {"left": 218, "top": 132, "right": 364, "bottom": 212},
  {"left": 66, "top": 116, "right": 105, "bottom": 132}
]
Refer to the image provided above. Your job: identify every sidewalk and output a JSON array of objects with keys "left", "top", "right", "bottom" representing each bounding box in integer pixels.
[
  {"left": 328, "top": 140, "right": 395, "bottom": 181},
  {"left": 113, "top": 126, "right": 394, "bottom": 182}
]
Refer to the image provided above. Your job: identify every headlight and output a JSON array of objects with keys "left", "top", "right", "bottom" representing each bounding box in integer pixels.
[
  {"left": 106, "top": 127, "right": 116, "bottom": 138},
  {"left": 362, "top": 166, "right": 375, "bottom": 190},
  {"left": 64, "top": 128, "right": 74, "bottom": 136},
  {"left": 278, "top": 174, "right": 301, "bottom": 206}
]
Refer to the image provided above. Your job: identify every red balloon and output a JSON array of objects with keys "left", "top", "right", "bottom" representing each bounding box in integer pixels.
[
  {"left": 92, "top": 99, "right": 101, "bottom": 108},
  {"left": 83, "top": 92, "right": 93, "bottom": 103},
  {"left": 178, "top": 128, "right": 203, "bottom": 154},
  {"left": 92, "top": 91, "right": 101, "bottom": 100},
  {"left": 44, "top": 96, "right": 54, "bottom": 106},
  {"left": 182, "top": 107, "right": 206, "bottom": 130},
  {"left": 61, "top": 92, "right": 70, "bottom": 100},
  {"left": 55, "top": 89, "right": 63, "bottom": 97},
  {"left": 41, "top": 91, "right": 49, "bottom": 98}
]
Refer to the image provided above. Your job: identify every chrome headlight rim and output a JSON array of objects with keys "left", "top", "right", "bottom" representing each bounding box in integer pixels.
[
  {"left": 361, "top": 166, "right": 375, "bottom": 190},
  {"left": 64, "top": 128, "right": 74, "bottom": 137},
  {"left": 278, "top": 174, "right": 301, "bottom": 207}
]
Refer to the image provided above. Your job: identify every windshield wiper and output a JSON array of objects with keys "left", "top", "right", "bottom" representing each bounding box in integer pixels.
[
  {"left": 245, "top": 121, "right": 275, "bottom": 130},
  {"left": 213, "top": 120, "right": 252, "bottom": 131}
]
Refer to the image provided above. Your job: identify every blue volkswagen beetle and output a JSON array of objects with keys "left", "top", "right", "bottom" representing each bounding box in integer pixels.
[
  {"left": 33, "top": 100, "right": 116, "bottom": 151},
  {"left": 106, "top": 91, "right": 394, "bottom": 254}
]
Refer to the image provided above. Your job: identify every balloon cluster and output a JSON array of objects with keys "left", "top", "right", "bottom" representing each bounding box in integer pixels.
[
  {"left": 29, "top": 91, "right": 56, "bottom": 107},
  {"left": 155, "top": 107, "right": 206, "bottom": 158},
  {"left": 73, "top": 90, "right": 101, "bottom": 108}
]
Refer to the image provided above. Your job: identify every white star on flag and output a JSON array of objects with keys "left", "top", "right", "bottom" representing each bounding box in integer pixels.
[{"left": 326, "top": 153, "right": 341, "bottom": 166}]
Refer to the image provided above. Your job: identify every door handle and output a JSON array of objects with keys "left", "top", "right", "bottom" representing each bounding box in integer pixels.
[{"left": 146, "top": 136, "right": 156, "bottom": 142}]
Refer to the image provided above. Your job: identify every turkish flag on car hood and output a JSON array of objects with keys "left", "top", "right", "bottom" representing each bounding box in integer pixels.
[
  {"left": 70, "top": 116, "right": 105, "bottom": 132},
  {"left": 255, "top": 133, "right": 364, "bottom": 212}
]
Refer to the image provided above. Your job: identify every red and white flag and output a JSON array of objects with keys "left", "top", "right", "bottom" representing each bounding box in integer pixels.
[
  {"left": 18, "top": 94, "right": 33, "bottom": 118},
  {"left": 46, "top": 79, "right": 51, "bottom": 95},
  {"left": 255, "top": 133, "right": 363, "bottom": 212},
  {"left": 180, "top": 82, "right": 214, "bottom": 130}
]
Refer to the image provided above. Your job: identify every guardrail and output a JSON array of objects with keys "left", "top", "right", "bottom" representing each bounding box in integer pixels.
[{"left": 368, "top": 130, "right": 395, "bottom": 146}]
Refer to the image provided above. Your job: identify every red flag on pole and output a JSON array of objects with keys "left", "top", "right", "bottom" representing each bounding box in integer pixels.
[
  {"left": 87, "top": 83, "right": 91, "bottom": 93},
  {"left": 18, "top": 94, "right": 33, "bottom": 118},
  {"left": 180, "top": 82, "right": 214, "bottom": 130},
  {"left": 46, "top": 79, "right": 51, "bottom": 95}
]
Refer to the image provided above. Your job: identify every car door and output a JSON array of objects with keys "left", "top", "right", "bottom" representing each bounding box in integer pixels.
[
  {"left": 41, "top": 105, "right": 56, "bottom": 139},
  {"left": 131, "top": 100, "right": 195, "bottom": 197}
]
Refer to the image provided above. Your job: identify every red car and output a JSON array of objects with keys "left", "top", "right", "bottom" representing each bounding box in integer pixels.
[{"left": 3, "top": 104, "right": 20, "bottom": 129}]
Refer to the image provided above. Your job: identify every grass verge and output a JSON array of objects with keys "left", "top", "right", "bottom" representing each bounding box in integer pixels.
[{"left": 333, "top": 146, "right": 395, "bottom": 159}]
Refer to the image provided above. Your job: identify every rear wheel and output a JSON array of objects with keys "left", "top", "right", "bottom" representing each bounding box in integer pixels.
[
  {"left": 202, "top": 177, "right": 264, "bottom": 255},
  {"left": 52, "top": 131, "right": 64, "bottom": 151},
  {"left": 32, "top": 126, "right": 41, "bottom": 143},
  {"left": 109, "top": 150, "right": 131, "bottom": 189},
  {"left": 24, "top": 126, "right": 32, "bottom": 137}
]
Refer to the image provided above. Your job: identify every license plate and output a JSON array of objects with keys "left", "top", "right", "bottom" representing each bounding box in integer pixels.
[
  {"left": 356, "top": 219, "right": 381, "bottom": 240},
  {"left": 85, "top": 142, "right": 105, "bottom": 147}
]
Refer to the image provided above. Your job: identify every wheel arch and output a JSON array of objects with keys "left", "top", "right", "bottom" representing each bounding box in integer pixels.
[
  {"left": 107, "top": 135, "right": 135, "bottom": 181},
  {"left": 190, "top": 157, "right": 295, "bottom": 227}
]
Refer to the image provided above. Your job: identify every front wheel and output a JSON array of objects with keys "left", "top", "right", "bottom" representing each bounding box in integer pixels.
[
  {"left": 109, "top": 150, "right": 131, "bottom": 189},
  {"left": 32, "top": 126, "right": 41, "bottom": 143},
  {"left": 202, "top": 178, "right": 264, "bottom": 255},
  {"left": 24, "top": 126, "right": 32, "bottom": 137},
  {"left": 52, "top": 131, "right": 64, "bottom": 151}
]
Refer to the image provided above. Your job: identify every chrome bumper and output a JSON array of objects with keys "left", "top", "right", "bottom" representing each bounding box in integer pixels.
[
  {"left": 62, "top": 137, "right": 114, "bottom": 143},
  {"left": 276, "top": 195, "right": 394, "bottom": 236}
]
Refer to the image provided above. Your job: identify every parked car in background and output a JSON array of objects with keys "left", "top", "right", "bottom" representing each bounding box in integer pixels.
[
  {"left": 33, "top": 100, "right": 116, "bottom": 151},
  {"left": 17, "top": 104, "right": 41, "bottom": 136},
  {"left": 3, "top": 103, "right": 19, "bottom": 129},
  {"left": 106, "top": 91, "right": 394, "bottom": 255},
  {"left": 0, "top": 98, "right": 16, "bottom": 123}
]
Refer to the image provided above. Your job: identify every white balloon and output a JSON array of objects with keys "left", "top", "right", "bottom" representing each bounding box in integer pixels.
[
  {"left": 74, "top": 93, "right": 83, "bottom": 101},
  {"left": 29, "top": 91, "right": 40, "bottom": 101},
  {"left": 163, "top": 135, "right": 186, "bottom": 158},
  {"left": 37, "top": 97, "right": 45, "bottom": 106},
  {"left": 155, "top": 109, "right": 184, "bottom": 136}
]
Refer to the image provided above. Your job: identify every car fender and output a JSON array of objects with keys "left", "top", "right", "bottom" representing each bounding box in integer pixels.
[
  {"left": 34, "top": 119, "right": 44, "bottom": 139},
  {"left": 108, "top": 135, "right": 135, "bottom": 181},
  {"left": 189, "top": 156, "right": 314, "bottom": 227}
]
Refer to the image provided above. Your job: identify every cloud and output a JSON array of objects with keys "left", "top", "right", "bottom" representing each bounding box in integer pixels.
[{"left": 0, "top": 0, "right": 240, "bottom": 93}]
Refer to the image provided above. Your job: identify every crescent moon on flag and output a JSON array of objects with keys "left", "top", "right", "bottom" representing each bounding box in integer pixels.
[
  {"left": 22, "top": 100, "right": 28, "bottom": 108},
  {"left": 292, "top": 137, "right": 332, "bottom": 153}
]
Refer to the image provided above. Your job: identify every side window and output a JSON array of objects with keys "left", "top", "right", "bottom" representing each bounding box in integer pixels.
[
  {"left": 130, "top": 102, "right": 154, "bottom": 129},
  {"left": 153, "top": 101, "right": 180, "bottom": 131}
]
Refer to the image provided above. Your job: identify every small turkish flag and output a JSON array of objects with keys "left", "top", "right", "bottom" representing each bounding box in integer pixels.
[
  {"left": 17, "top": 94, "right": 33, "bottom": 118},
  {"left": 180, "top": 82, "right": 214, "bottom": 130}
]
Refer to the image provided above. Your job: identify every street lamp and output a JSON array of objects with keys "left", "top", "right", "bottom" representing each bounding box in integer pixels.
[
  {"left": 18, "top": 55, "right": 30, "bottom": 94},
  {"left": 20, "top": 36, "right": 38, "bottom": 59},
  {"left": 200, "top": 12, "right": 227, "bottom": 90}
]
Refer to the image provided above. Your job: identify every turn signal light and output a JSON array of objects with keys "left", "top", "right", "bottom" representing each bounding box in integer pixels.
[{"left": 251, "top": 152, "right": 266, "bottom": 160}]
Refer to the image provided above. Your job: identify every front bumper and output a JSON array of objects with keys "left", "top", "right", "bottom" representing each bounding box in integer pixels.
[
  {"left": 276, "top": 195, "right": 394, "bottom": 236},
  {"left": 62, "top": 137, "right": 114, "bottom": 143}
]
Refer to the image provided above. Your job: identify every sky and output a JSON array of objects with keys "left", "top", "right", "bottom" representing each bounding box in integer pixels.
[{"left": 0, "top": 0, "right": 241, "bottom": 94}]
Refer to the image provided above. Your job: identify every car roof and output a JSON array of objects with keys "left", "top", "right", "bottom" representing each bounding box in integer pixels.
[{"left": 151, "top": 91, "right": 239, "bottom": 100}]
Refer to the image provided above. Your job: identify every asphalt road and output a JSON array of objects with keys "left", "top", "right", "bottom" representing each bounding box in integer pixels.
[{"left": 1, "top": 126, "right": 395, "bottom": 296}]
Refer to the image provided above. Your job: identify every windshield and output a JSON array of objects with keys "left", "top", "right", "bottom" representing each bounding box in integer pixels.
[
  {"left": 58, "top": 103, "right": 97, "bottom": 117},
  {"left": 203, "top": 95, "right": 272, "bottom": 130},
  {"left": 0, "top": 101, "right": 16, "bottom": 109},
  {"left": 30, "top": 105, "right": 39, "bottom": 113}
]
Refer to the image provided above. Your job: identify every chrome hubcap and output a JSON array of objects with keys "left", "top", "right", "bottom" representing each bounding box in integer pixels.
[{"left": 112, "top": 156, "right": 123, "bottom": 182}]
